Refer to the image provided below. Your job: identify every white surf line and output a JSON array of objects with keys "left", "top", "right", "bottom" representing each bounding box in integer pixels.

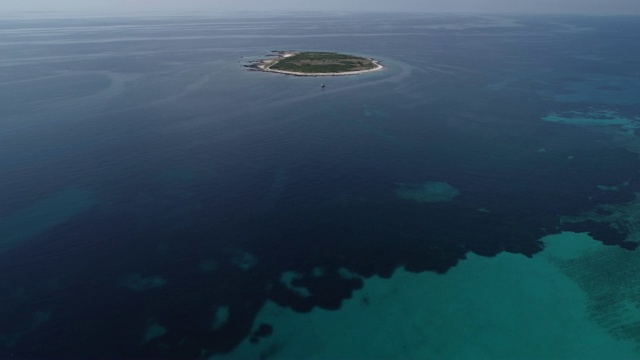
[{"left": 257, "top": 53, "right": 384, "bottom": 76}]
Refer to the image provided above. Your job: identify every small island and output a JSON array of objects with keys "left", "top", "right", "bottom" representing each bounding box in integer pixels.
[{"left": 248, "top": 51, "right": 383, "bottom": 76}]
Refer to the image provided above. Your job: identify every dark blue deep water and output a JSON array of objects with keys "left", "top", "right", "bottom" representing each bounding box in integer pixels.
[{"left": 2, "top": 13, "right": 640, "bottom": 358}]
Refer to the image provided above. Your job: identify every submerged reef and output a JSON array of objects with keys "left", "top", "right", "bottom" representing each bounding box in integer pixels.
[{"left": 394, "top": 181, "right": 460, "bottom": 203}]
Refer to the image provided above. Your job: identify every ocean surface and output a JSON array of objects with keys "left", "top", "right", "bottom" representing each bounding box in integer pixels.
[{"left": 2, "top": 12, "right": 640, "bottom": 359}]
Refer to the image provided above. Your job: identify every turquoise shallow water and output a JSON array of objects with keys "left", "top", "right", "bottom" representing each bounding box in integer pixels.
[
  {"left": 220, "top": 232, "right": 640, "bottom": 360},
  {"left": 1, "top": 13, "right": 640, "bottom": 358}
]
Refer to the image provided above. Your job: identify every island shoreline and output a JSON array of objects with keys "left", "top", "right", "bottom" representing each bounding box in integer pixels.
[{"left": 248, "top": 51, "right": 384, "bottom": 77}]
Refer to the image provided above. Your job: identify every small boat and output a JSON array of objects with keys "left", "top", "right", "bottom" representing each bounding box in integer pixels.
[{"left": 321, "top": 83, "right": 325, "bottom": 88}]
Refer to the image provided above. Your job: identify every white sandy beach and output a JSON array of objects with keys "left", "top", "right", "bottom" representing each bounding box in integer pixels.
[{"left": 256, "top": 52, "right": 384, "bottom": 77}]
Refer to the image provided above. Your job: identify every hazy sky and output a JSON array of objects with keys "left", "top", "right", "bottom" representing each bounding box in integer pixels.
[{"left": 2, "top": 0, "right": 640, "bottom": 14}]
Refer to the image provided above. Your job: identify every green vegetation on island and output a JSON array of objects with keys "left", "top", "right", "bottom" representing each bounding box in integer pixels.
[{"left": 268, "top": 52, "right": 379, "bottom": 74}]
